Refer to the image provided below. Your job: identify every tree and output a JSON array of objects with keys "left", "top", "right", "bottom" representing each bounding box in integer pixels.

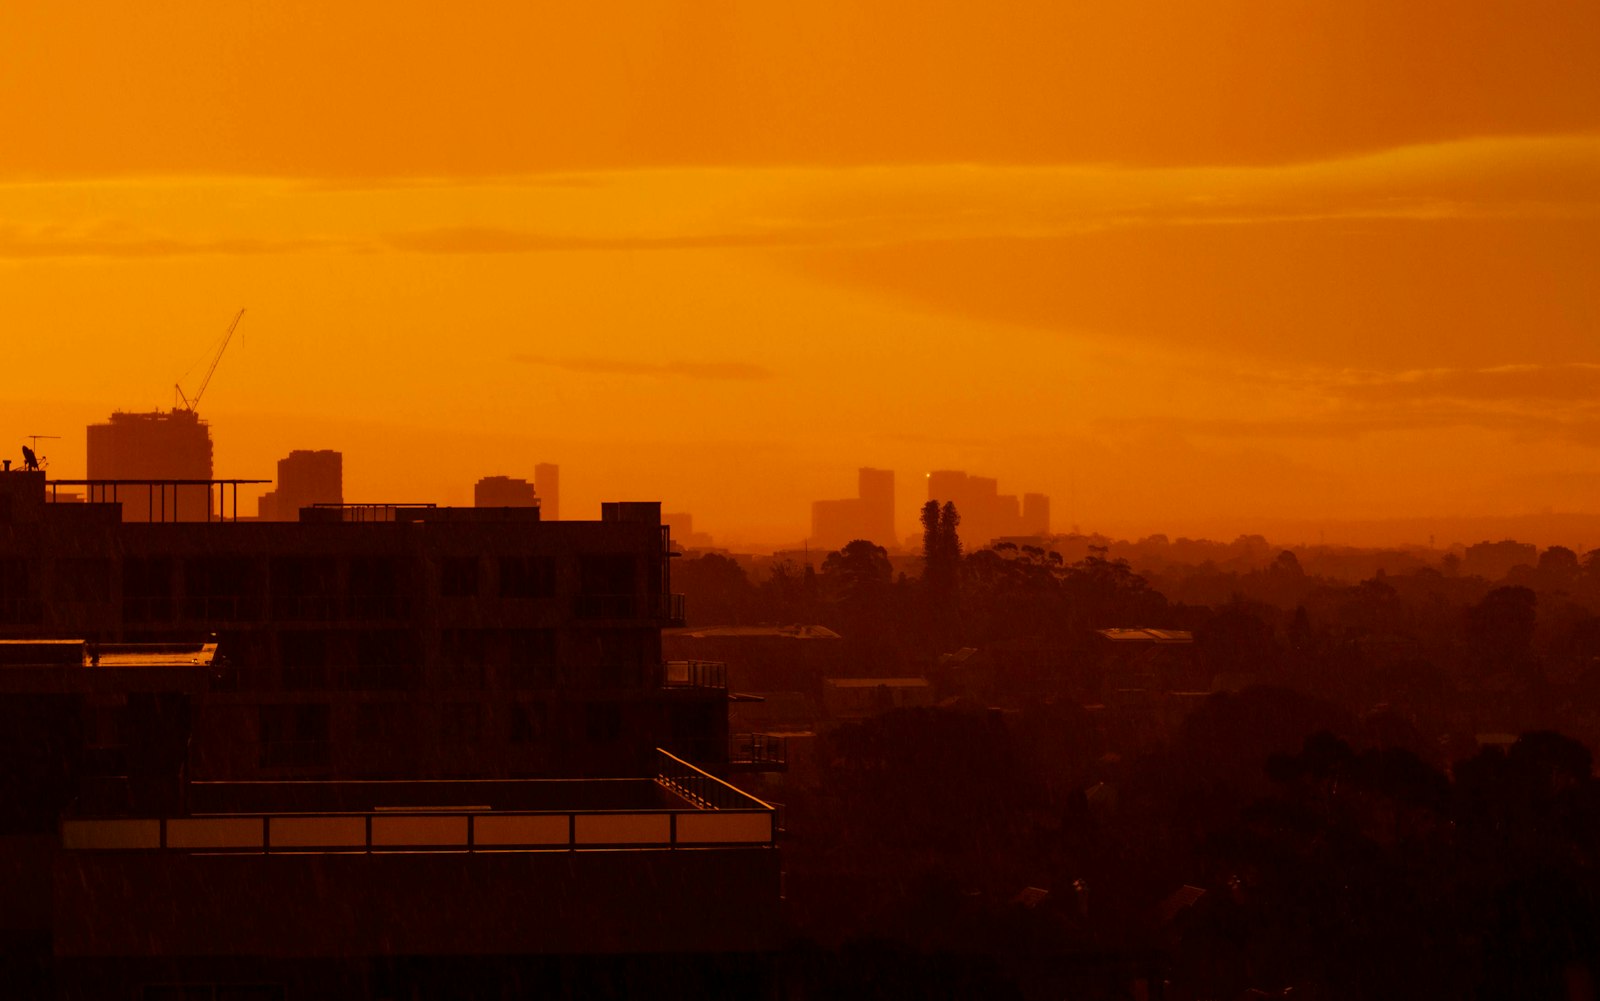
[
  {"left": 823, "top": 540, "right": 893, "bottom": 611},
  {"left": 921, "top": 501, "right": 964, "bottom": 644},
  {"left": 1465, "top": 585, "right": 1537, "bottom": 674}
]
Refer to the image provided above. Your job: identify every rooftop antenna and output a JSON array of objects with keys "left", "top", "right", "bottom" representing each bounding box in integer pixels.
[
  {"left": 21, "top": 435, "right": 58, "bottom": 471},
  {"left": 175, "top": 308, "right": 245, "bottom": 414}
]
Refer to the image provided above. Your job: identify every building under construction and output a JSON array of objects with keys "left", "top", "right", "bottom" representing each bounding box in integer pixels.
[{"left": 85, "top": 409, "right": 216, "bottom": 522}]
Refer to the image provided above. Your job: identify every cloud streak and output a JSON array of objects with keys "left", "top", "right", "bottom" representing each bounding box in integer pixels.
[
  {"left": 2, "top": 132, "right": 1594, "bottom": 261},
  {"left": 512, "top": 354, "right": 776, "bottom": 381}
]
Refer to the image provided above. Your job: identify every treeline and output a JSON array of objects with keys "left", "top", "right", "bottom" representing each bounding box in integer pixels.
[{"left": 675, "top": 507, "right": 1600, "bottom": 998}]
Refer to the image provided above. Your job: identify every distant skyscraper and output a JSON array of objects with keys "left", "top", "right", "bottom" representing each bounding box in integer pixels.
[
  {"left": 535, "top": 463, "right": 559, "bottom": 521},
  {"left": 858, "top": 467, "right": 895, "bottom": 547},
  {"left": 810, "top": 468, "right": 897, "bottom": 549},
  {"left": 474, "top": 476, "right": 538, "bottom": 508},
  {"left": 926, "top": 470, "right": 1049, "bottom": 546},
  {"left": 86, "top": 410, "right": 213, "bottom": 522},
  {"left": 1022, "top": 493, "right": 1050, "bottom": 535},
  {"left": 258, "top": 450, "right": 343, "bottom": 521}
]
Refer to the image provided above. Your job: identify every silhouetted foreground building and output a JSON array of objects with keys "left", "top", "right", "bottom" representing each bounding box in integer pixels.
[
  {"left": 258, "top": 449, "right": 343, "bottom": 521},
  {"left": 810, "top": 467, "right": 895, "bottom": 550},
  {"left": 86, "top": 409, "right": 214, "bottom": 522},
  {"left": 0, "top": 469, "right": 779, "bottom": 998}
]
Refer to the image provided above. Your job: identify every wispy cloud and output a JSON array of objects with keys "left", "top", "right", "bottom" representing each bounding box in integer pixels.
[
  {"left": 2, "top": 133, "right": 1594, "bottom": 260},
  {"left": 1323, "top": 364, "right": 1600, "bottom": 403},
  {"left": 0, "top": 225, "right": 340, "bottom": 259},
  {"left": 1106, "top": 362, "right": 1600, "bottom": 446},
  {"left": 386, "top": 225, "right": 824, "bottom": 254},
  {"left": 512, "top": 354, "right": 775, "bottom": 381}
]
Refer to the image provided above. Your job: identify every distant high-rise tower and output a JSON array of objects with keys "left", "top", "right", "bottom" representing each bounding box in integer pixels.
[
  {"left": 86, "top": 410, "right": 213, "bottom": 522},
  {"left": 926, "top": 470, "right": 1047, "bottom": 546},
  {"left": 858, "top": 467, "right": 895, "bottom": 547},
  {"left": 810, "top": 467, "right": 897, "bottom": 549},
  {"left": 259, "top": 450, "right": 343, "bottom": 521},
  {"left": 535, "top": 463, "right": 559, "bottom": 521},
  {"left": 474, "top": 476, "right": 538, "bottom": 508},
  {"left": 1022, "top": 493, "right": 1050, "bottom": 535}
]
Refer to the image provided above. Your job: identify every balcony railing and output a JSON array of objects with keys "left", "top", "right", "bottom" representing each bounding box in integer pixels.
[
  {"left": 666, "top": 592, "right": 686, "bottom": 626},
  {"left": 654, "top": 748, "right": 777, "bottom": 813},
  {"left": 663, "top": 660, "right": 727, "bottom": 689},
  {"left": 731, "top": 733, "right": 788, "bottom": 770}
]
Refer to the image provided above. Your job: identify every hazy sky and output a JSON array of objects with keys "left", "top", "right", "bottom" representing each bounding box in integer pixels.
[{"left": 2, "top": 2, "right": 1596, "bottom": 545}]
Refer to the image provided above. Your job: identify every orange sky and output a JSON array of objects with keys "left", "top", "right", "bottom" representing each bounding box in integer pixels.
[{"left": 1, "top": 1, "right": 1597, "bottom": 547}]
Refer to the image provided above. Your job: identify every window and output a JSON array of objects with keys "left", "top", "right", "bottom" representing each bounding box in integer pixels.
[
  {"left": 52, "top": 558, "right": 111, "bottom": 603},
  {"left": 584, "top": 703, "right": 622, "bottom": 744},
  {"left": 579, "top": 554, "right": 635, "bottom": 595},
  {"left": 439, "top": 630, "right": 488, "bottom": 689},
  {"left": 504, "top": 629, "right": 557, "bottom": 689},
  {"left": 439, "top": 557, "right": 479, "bottom": 598},
  {"left": 351, "top": 630, "right": 419, "bottom": 690},
  {"left": 441, "top": 702, "right": 482, "bottom": 742},
  {"left": 509, "top": 702, "right": 549, "bottom": 744},
  {"left": 498, "top": 556, "right": 556, "bottom": 598},
  {"left": 122, "top": 557, "right": 173, "bottom": 623},
  {"left": 258, "top": 704, "right": 330, "bottom": 768},
  {"left": 279, "top": 631, "right": 329, "bottom": 691}
]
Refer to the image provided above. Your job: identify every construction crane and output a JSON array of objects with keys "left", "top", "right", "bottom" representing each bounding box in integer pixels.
[{"left": 175, "top": 308, "right": 245, "bottom": 414}]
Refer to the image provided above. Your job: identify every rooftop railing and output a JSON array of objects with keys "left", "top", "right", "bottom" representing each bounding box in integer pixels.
[{"left": 48, "top": 479, "right": 269, "bottom": 523}]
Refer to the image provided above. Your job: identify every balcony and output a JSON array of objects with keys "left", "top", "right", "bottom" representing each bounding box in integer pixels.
[
  {"left": 62, "top": 749, "right": 775, "bottom": 854},
  {"left": 53, "top": 751, "right": 784, "bottom": 959},
  {"left": 666, "top": 592, "right": 686, "bottom": 627}
]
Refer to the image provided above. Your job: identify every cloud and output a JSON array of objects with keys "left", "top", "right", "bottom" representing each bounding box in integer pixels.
[
  {"left": 385, "top": 225, "right": 823, "bottom": 254},
  {"left": 1323, "top": 364, "right": 1600, "bottom": 403},
  {"left": 0, "top": 226, "right": 338, "bottom": 259},
  {"left": 512, "top": 354, "right": 776, "bottom": 381}
]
